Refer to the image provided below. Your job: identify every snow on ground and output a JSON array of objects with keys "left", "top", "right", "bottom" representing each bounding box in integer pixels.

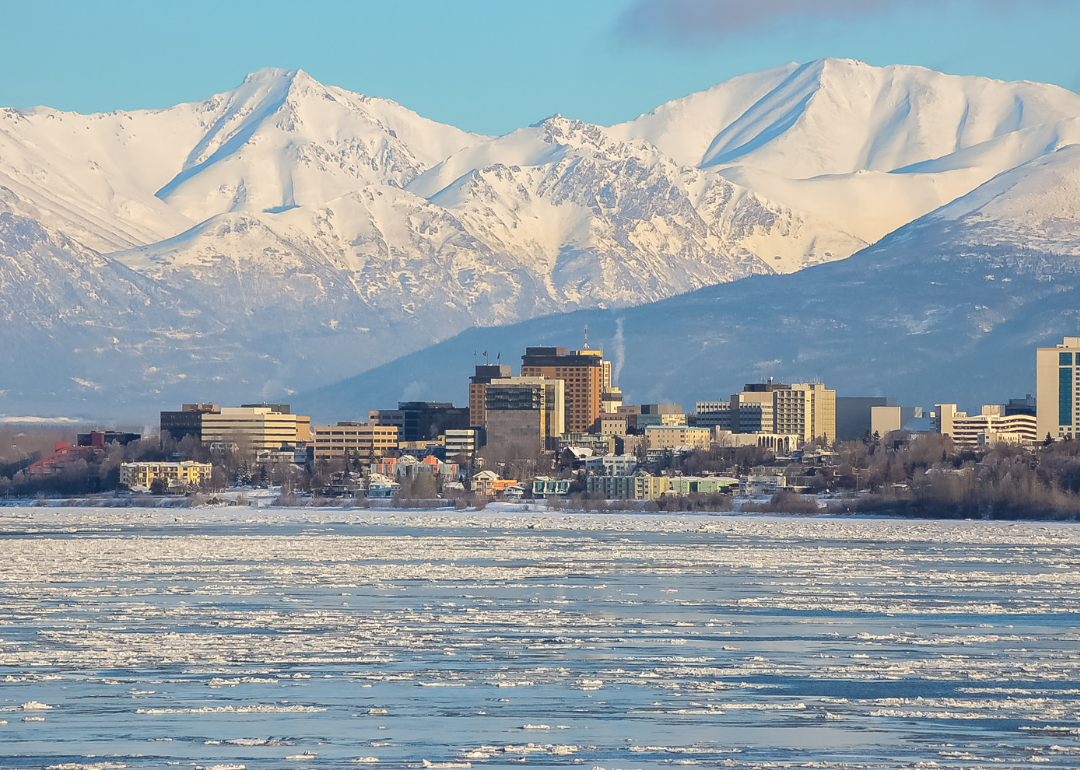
[{"left": 2, "top": 507, "right": 1079, "bottom": 769}]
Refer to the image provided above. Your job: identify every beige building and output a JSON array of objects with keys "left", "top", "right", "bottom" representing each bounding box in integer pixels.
[
  {"left": 202, "top": 406, "right": 311, "bottom": 456},
  {"left": 634, "top": 474, "right": 671, "bottom": 500},
  {"left": 645, "top": 425, "right": 711, "bottom": 451},
  {"left": 313, "top": 422, "right": 398, "bottom": 462},
  {"left": 774, "top": 383, "right": 836, "bottom": 444},
  {"left": 1037, "top": 337, "right": 1080, "bottom": 441},
  {"left": 120, "top": 461, "right": 211, "bottom": 491}
]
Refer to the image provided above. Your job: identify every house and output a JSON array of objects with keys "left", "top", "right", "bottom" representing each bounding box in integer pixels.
[{"left": 367, "top": 473, "right": 400, "bottom": 499}]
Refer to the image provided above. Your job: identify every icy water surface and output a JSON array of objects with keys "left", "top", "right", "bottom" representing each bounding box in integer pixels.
[{"left": 2, "top": 507, "right": 1080, "bottom": 769}]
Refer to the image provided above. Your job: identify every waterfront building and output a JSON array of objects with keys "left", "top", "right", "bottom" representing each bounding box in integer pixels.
[{"left": 119, "top": 461, "right": 212, "bottom": 491}]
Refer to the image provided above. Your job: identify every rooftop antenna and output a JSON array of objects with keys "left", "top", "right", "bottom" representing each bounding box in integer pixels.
[{"left": 584, "top": 312, "right": 589, "bottom": 350}]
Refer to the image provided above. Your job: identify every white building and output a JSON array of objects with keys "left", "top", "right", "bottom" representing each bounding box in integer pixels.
[
  {"left": 584, "top": 453, "right": 639, "bottom": 476},
  {"left": 935, "top": 404, "right": 1038, "bottom": 448}
]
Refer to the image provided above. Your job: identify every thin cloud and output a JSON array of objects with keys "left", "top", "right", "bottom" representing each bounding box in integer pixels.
[{"left": 617, "top": 0, "right": 1047, "bottom": 42}]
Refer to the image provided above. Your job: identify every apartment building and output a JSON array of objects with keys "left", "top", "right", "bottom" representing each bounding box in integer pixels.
[
  {"left": 120, "top": 461, "right": 212, "bottom": 491},
  {"left": 644, "top": 425, "right": 711, "bottom": 451}
]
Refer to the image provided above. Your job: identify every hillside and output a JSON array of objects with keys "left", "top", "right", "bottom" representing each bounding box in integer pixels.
[{"left": 2, "top": 60, "right": 1080, "bottom": 418}]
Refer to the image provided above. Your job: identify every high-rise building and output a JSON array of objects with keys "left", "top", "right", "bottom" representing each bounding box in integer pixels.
[
  {"left": 1037, "top": 337, "right": 1080, "bottom": 441},
  {"left": 484, "top": 377, "right": 554, "bottom": 458},
  {"left": 369, "top": 402, "right": 470, "bottom": 443},
  {"left": 520, "top": 347, "right": 610, "bottom": 433},
  {"left": 312, "top": 422, "right": 399, "bottom": 462},
  {"left": 774, "top": 383, "right": 836, "bottom": 444},
  {"left": 468, "top": 364, "right": 512, "bottom": 427}
]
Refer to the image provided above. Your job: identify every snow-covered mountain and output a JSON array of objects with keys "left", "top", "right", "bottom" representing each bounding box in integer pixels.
[{"left": 3, "top": 60, "right": 1080, "bottom": 418}]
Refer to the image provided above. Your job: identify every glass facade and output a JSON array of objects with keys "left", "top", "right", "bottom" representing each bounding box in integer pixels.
[
  {"left": 1060, "top": 367, "right": 1073, "bottom": 426},
  {"left": 1062, "top": 353, "right": 1074, "bottom": 366}
]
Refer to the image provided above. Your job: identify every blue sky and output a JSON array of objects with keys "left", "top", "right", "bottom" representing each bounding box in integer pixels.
[{"left": 2, "top": 0, "right": 1078, "bottom": 135}]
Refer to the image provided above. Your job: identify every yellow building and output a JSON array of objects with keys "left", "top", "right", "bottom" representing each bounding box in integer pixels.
[
  {"left": 936, "top": 404, "right": 1038, "bottom": 448},
  {"left": 312, "top": 422, "right": 399, "bottom": 462},
  {"left": 644, "top": 425, "right": 711, "bottom": 451},
  {"left": 202, "top": 406, "right": 311, "bottom": 456},
  {"left": 774, "top": 383, "right": 836, "bottom": 444},
  {"left": 634, "top": 475, "right": 671, "bottom": 500},
  {"left": 120, "top": 461, "right": 211, "bottom": 491}
]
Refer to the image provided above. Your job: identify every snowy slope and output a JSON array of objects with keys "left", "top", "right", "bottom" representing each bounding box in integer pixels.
[{"left": 3, "top": 61, "right": 1080, "bottom": 416}]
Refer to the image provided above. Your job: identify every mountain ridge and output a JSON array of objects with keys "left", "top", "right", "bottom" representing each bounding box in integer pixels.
[{"left": 2, "top": 60, "right": 1080, "bottom": 418}]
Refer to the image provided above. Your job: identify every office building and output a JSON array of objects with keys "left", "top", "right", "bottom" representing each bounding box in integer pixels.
[
  {"left": 644, "top": 425, "right": 711, "bottom": 451},
  {"left": 76, "top": 430, "right": 141, "bottom": 448},
  {"left": 444, "top": 429, "right": 480, "bottom": 463},
  {"left": 160, "top": 403, "right": 220, "bottom": 443},
  {"left": 937, "top": 404, "right": 1039, "bottom": 448},
  {"left": 201, "top": 406, "right": 311, "bottom": 457},
  {"left": 469, "top": 364, "right": 512, "bottom": 427},
  {"left": 483, "top": 377, "right": 561, "bottom": 458},
  {"left": 521, "top": 347, "right": 611, "bottom": 433},
  {"left": 241, "top": 403, "right": 310, "bottom": 441},
  {"left": 835, "top": 397, "right": 895, "bottom": 441},
  {"left": 369, "top": 402, "right": 470, "bottom": 443},
  {"left": 1038, "top": 338, "right": 1080, "bottom": 440},
  {"left": 312, "top": 422, "right": 399, "bottom": 462},
  {"left": 696, "top": 401, "right": 732, "bottom": 430}
]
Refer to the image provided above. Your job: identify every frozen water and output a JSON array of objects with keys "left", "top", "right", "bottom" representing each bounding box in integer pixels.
[{"left": 1, "top": 507, "right": 1079, "bottom": 769}]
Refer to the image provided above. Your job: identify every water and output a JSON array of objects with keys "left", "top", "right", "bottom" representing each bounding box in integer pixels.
[{"left": 1, "top": 506, "right": 1079, "bottom": 769}]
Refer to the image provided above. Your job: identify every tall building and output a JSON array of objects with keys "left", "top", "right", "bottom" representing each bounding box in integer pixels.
[
  {"left": 160, "top": 403, "right": 220, "bottom": 443},
  {"left": 520, "top": 347, "right": 610, "bottom": 433},
  {"left": 201, "top": 406, "right": 310, "bottom": 456},
  {"left": 1037, "top": 337, "right": 1080, "bottom": 441},
  {"left": 731, "top": 382, "right": 784, "bottom": 433},
  {"left": 468, "top": 364, "right": 512, "bottom": 427},
  {"left": 312, "top": 422, "right": 399, "bottom": 462},
  {"left": 369, "top": 402, "right": 470, "bottom": 443},
  {"left": 774, "top": 383, "right": 836, "bottom": 444},
  {"left": 483, "top": 377, "right": 556, "bottom": 458}
]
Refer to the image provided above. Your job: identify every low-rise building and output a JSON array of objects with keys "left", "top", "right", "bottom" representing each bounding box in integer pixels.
[
  {"left": 935, "top": 404, "right": 1039, "bottom": 448},
  {"left": 645, "top": 425, "right": 711, "bottom": 451},
  {"left": 668, "top": 476, "right": 738, "bottom": 495},
  {"left": 471, "top": 470, "right": 519, "bottom": 497},
  {"left": 313, "top": 422, "right": 398, "bottom": 462},
  {"left": 25, "top": 442, "right": 103, "bottom": 479},
  {"left": 586, "top": 475, "right": 635, "bottom": 499},
  {"left": 120, "top": 461, "right": 212, "bottom": 492},
  {"left": 634, "top": 474, "right": 671, "bottom": 500},
  {"left": 203, "top": 405, "right": 311, "bottom": 458},
  {"left": 740, "top": 474, "right": 786, "bottom": 496},
  {"left": 584, "top": 453, "right": 639, "bottom": 476},
  {"left": 533, "top": 477, "right": 570, "bottom": 498}
]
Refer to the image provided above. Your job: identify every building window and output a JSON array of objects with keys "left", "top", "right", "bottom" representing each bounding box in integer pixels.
[
  {"left": 1064, "top": 352, "right": 1075, "bottom": 366},
  {"left": 1061, "top": 367, "right": 1073, "bottom": 426}
]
